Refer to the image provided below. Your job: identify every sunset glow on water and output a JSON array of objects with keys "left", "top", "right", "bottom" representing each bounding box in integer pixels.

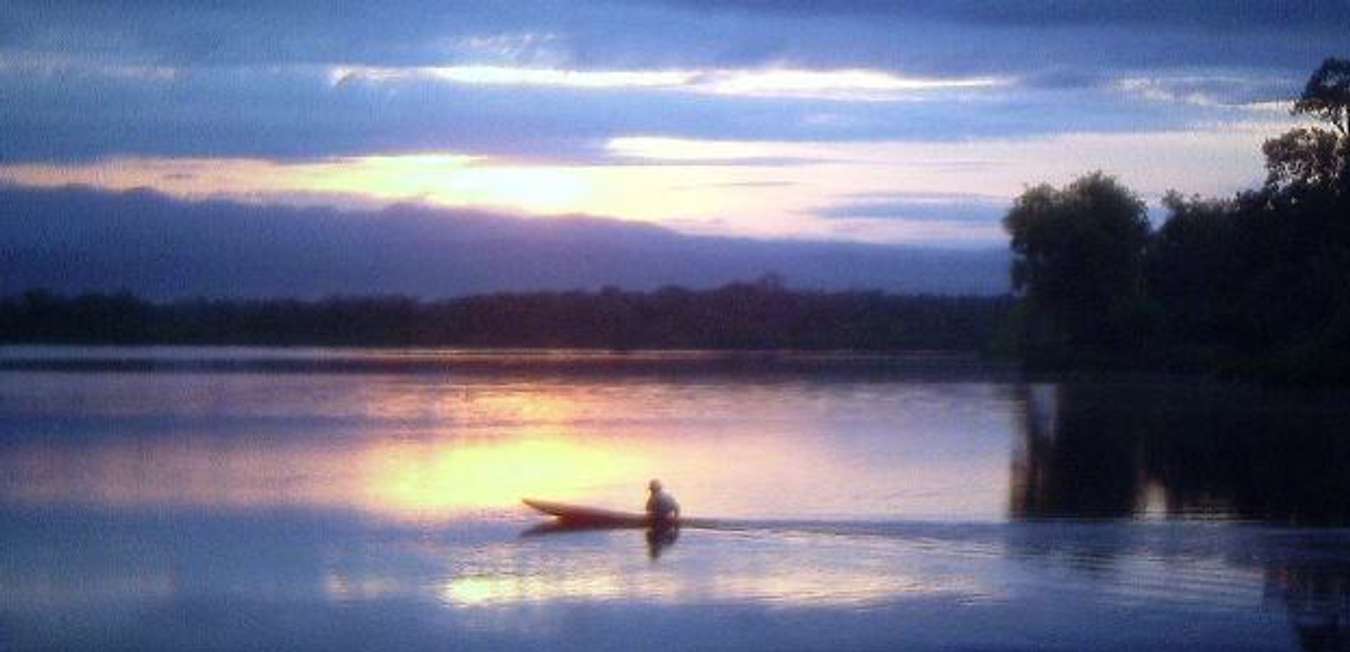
[
  {"left": 0, "top": 351, "right": 1015, "bottom": 521},
  {"left": 5, "top": 2, "right": 1350, "bottom": 649},
  {"left": 2, "top": 350, "right": 1349, "bottom": 650}
]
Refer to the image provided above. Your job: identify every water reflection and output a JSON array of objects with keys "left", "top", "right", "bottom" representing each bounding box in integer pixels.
[
  {"left": 646, "top": 524, "right": 679, "bottom": 559},
  {"left": 3, "top": 366, "right": 1347, "bottom": 527},
  {"left": 519, "top": 520, "right": 683, "bottom": 559},
  {"left": 424, "top": 529, "right": 994, "bottom": 609},
  {"left": 1009, "top": 381, "right": 1350, "bottom": 651},
  {"left": 0, "top": 367, "right": 1017, "bottom": 521},
  {"left": 4, "top": 353, "right": 1350, "bottom": 651},
  {"left": 0, "top": 433, "right": 649, "bottom": 518},
  {"left": 1269, "top": 561, "right": 1350, "bottom": 652},
  {"left": 1010, "top": 382, "right": 1350, "bottom": 523}
]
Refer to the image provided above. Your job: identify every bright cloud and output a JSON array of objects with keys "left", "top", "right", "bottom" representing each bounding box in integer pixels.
[
  {"left": 0, "top": 116, "right": 1292, "bottom": 246},
  {"left": 330, "top": 65, "right": 1005, "bottom": 101},
  {"left": 1114, "top": 74, "right": 1296, "bottom": 111}
]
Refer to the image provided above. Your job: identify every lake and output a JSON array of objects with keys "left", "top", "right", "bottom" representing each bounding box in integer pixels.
[{"left": 1, "top": 347, "right": 1347, "bottom": 651}]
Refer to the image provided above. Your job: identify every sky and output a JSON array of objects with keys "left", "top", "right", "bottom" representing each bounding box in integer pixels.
[{"left": 1, "top": 1, "right": 1346, "bottom": 294}]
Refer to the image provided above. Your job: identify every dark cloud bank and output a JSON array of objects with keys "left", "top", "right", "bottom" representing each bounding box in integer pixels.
[
  {"left": 0, "top": 185, "right": 1009, "bottom": 299},
  {"left": 5, "top": 0, "right": 1338, "bottom": 164},
  {"left": 9, "top": 0, "right": 1344, "bottom": 69}
]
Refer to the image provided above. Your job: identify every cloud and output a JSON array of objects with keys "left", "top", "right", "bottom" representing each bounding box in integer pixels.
[
  {"left": 332, "top": 64, "right": 1006, "bottom": 101},
  {"left": 670, "top": 181, "right": 797, "bottom": 190},
  {"left": 6, "top": 0, "right": 1342, "bottom": 77},
  {"left": 1, "top": 1, "right": 1323, "bottom": 253},
  {"left": 3, "top": 0, "right": 1333, "bottom": 168},
  {"left": 0, "top": 119, "right": 1290, "bottom": 248},
  {"left": 660, "top": 0, "right": 1350, "bottom": 30},
  {"left": 9, "top": 55, "right": 1266, "bottom": 166},
  {"left": 819, "top": 193, "right": 1010, "bottom": 223},
  {"left": 0, "top": 185, "right": 1009, "bottom": 298},
  {"left": 0, "top": 62, "right": 1077, "bottom": 164},
  {"left": 1113, "top": 74, "right": 1301, "bottom": 109}
]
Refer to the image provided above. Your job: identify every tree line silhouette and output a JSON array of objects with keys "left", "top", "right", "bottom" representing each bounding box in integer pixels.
[
  {"left": 1004, "top": 58, "right": 1350, "bottom": 384},
  {"left": 0, "top": 278, "right": 1011, "bottom": 351},
  {"left": 5, "top": 59, "right": 1346, "bottom": 383}
]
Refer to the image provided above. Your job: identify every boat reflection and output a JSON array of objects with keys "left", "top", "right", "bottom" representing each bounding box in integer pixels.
[
  {"left": 646, "top": 524, "right": 680, "bottom": 559},
  {"left": 518, "top": 519, "right": 681, "bottom": 559}
]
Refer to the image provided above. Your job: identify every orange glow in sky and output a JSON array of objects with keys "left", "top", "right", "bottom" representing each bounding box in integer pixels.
[{"left": 0, "top": 120, "right": 1288, "bottom": 245}]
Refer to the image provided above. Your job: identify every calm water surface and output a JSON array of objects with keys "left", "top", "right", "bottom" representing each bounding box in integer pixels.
[{"left": 1, "top": 347, "right": 1347, "bottom": 651}]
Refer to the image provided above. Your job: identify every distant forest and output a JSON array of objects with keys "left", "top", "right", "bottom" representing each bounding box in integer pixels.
[
  {"left": 0, "top": 278, "right": 1012, "bottom": 352},
  {"left": 1004, "top": 58, "right": 1350, "bottom": 385}
]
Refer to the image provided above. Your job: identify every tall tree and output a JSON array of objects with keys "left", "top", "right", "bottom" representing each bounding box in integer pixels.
[
  {"left": 1003, "top": 172, "right": 1151, "bottom": 363},
  {"left": 1294, "top": 57, "right": 1350, "bottom": 138},
  {"left": 1266, "top": 57, "right": 1350, "bottom": 195},
  {"left": 1262, "top": 127, "right": 1343, "bottom": 193}
]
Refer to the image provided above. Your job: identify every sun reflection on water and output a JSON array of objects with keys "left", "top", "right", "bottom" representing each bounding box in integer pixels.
[
  {"left": 0, "top": 432, "right": 653, "bottom": 521},
  {"left": 442, "top": 573, "right": 636, "bottom": 607},
  {"left": 435, "top": 569, "right": 982, "bottom": 608},
  {"left": 317, "top": 553, "right": 996, "bottom": 610},
  {"left": 0, "top": 366, "right": 1018, "bottom": 522},
  {"left": 361, "top": 435, "right": 649, "bottom": 516}
]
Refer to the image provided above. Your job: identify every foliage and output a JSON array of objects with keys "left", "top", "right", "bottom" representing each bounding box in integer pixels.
[
  {"left": 1002, "top": 172, "right": 1151, "bottom": 364},
  {"left": 1005, "top": 58, "right": 1350, "bottom": 384},
  {"left": 1294, "top": 57, "right": 1350, "bottom": 137},
  {"left": 1262, "top": 127, "right": 1344, "bottom": 193},
  {"left": 1146, "top": 193, "right": 1246, "bottom": 355},
  {"left": 1280, "top": 57, "right": 1350, "bottom": 196},
  {"left": 0, "top": 283, "right": 1013, "bottom": 352}
]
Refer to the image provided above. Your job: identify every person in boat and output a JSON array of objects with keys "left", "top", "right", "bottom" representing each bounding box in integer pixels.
[{"left": 645, "top": 479, "right": 680, "bottom": 524}]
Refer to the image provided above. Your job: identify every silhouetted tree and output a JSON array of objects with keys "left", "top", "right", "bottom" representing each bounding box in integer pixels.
[
  {"left": 1262, "top": 127, "right": 1345, "bottom": 193},
  {"left": 1146, "top": 192, "right": 1248, "bottom": 362},
  {"left": 1004, "top": 58, "right": 1350, "bottom": 383},
  {"left": 0, "top": 286, "right": 1012, "bottom": 352},
  {"left": 1003, "top": 172, "right": 1151, "bottom": 365},
  {"left": 1244, "top": 57, "right": 1350, "bottom": 381},
  {"left": 1295, "top": 57, "right": 1350, "bottom": 137},
  {"left": 1266, "top": 57, "right": 1350, "bottom": 196}
]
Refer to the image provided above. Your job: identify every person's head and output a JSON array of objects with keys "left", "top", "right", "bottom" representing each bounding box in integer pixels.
[{"left": 648, "top": 479, "right": 662, "bottom": 493}]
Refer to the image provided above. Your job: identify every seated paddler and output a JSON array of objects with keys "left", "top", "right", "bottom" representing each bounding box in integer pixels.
[{"left": 645, "top": 479, "right": 680, "bottom": 524}]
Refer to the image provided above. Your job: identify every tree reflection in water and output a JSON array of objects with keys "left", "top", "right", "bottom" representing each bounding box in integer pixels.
[{"left": 1010, "top": 381, "right": 1350, "bottom": 650}]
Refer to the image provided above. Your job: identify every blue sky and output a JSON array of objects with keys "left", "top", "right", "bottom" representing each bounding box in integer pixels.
[{"left": 1, "top": 1, "right": 1344, "bottom": 248}]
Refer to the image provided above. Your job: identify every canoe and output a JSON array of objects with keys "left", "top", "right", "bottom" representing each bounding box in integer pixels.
[{"left": 522, "top": 498, "right": 654, "bottom": 528}]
